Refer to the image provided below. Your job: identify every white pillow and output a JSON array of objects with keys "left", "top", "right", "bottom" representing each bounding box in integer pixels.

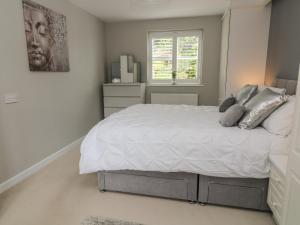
[
  {"left": 262, "top": 95, "right": 296, "bottom": 136},
  {"left": 258, "top": 85, "right": 286, "bottom": 95}
]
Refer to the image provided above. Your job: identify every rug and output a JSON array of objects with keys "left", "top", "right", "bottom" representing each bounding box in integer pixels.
[{"left": 81, "top": 216, "right": 146, "bottom": 225}]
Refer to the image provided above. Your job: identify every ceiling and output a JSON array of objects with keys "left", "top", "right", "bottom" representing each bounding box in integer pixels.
[{"left": 67, "top": 0, "right": 269, "bottom": 22}]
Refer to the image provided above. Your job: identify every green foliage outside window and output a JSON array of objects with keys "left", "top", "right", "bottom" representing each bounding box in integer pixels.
[{"left": 151, "top": 35, "right": 200, "bottom": 81}]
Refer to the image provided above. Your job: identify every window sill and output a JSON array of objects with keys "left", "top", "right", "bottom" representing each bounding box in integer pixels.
[{"left": 147, "top": 83, "right": 204, "bottom": 87}]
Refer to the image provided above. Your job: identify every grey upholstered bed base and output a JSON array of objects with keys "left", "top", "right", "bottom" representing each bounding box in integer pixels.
[{"left": 97, "top": 170, "right": 269, "bottom": 211}]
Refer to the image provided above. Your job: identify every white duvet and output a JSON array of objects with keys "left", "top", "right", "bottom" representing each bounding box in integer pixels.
[{"left": 80, "top": 104, "right": 289, "bottom": 178}]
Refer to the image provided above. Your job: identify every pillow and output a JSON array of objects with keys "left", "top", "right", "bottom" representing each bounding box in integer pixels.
[
  {"left": 236, "top": 84, "right": 258, "bottom": 105},
  {"left": 239, "top": 88, "right": 287, "bottom": 129},
  {"left": 219, "top": 104, "right": 246, "bottom": 127},
  {"left": 262, "top": 95, "right": 296, "bottom": 136},
  {"left": 258, "top": 85, "right": 286, "bottom": 95},
  {"left": 219, "top": 96, "right": 236, "bottom": 112}
]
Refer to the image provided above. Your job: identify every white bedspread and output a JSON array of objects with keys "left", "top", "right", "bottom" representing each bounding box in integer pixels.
[{"left": 80, "top": 104, "right": 289, "bottom": 178}]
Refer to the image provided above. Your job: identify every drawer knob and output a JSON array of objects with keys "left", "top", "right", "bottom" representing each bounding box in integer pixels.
[
  {"left": 272, "top": 201, "right": 280, "bottom": 209},
  {"left": 273, "top": 176, "right": 281, "bottom": 183}
]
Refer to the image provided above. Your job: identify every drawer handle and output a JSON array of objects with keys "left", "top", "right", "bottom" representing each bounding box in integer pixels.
[
  {"left": 273, "top": 176, "right": 281, "bottom": 184},
  {"left": 272, "top": 200, "right": 280, "bottom": 209}
]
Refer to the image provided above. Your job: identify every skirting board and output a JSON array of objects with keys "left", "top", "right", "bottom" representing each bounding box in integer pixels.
[{"left": 0, "top": 136, "right": 84, "bottom": 194}]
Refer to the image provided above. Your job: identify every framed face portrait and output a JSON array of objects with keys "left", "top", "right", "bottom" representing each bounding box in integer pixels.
[{"left": 22, "top": 0, "right": 70, "bottom": 72}]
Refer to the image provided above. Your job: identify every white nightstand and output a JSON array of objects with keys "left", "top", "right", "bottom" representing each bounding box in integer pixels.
[
  {"left": 268, "top": 155, "right": 288, "bottom": 225},
  {"left": 103, "top": 83, "right": 146, "bottom": 117}
]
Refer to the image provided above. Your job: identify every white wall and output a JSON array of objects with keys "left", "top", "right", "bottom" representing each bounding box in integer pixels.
[
  {"left": 105, "top": 16, "right": 222, "bottom": 105},
  {"left": 0, "top": 0, "right": 105, "bottom": 184},
  {"left": 225, "top": 6, "right": 271, "bottom": 97}
]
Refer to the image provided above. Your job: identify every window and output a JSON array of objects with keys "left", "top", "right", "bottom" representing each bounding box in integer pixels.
[{"left": 147, "top": 30, "right": 203, "bottom": 84}]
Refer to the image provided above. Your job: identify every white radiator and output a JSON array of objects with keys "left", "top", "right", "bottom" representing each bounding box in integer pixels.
[{"left": 151, "top": 93, "right": 198, "bottom": 105}]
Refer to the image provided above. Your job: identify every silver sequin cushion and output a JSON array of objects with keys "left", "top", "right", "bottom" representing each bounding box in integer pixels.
[
  {"left": 236, "top": 84, "right": 258, "bottom": 105},
  {"left": 239, "top": 88, "right": 287, "bottom": 129}
]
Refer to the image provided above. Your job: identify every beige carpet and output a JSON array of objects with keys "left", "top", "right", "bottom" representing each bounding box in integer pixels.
[{"left": 0, "top": 144, "right": 275, "bottom": 225}]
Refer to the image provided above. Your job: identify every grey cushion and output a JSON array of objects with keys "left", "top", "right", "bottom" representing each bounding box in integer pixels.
[
  {"left": 236, "top": 84, "right": 258, "bottom": 105},
  {"left": 219, "top": 96, "right": 236, "bottom": 112},
  {"left": 219, "top": 104, "right": 246, "bottom": 127},
  {"left": 239, "top": 88, "right": 287, "bottom": 129}
]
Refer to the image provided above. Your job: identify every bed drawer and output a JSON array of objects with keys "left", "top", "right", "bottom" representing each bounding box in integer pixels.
[
  {"left": 104, "top": 97, "right": 143, "bottom": 108},
  {"left": 198, "top": 175, "right": 269, "bottom": 211},
  {"left": 207, "top": 183, "right": 264, "bottom": 209},
  {"left": 98, "top": 171, "right": 198, "bottom": 201}
]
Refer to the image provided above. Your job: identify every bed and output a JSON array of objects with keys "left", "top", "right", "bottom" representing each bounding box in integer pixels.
[{"left": 80, "top": 79, "right": 296, "bottom": 211}]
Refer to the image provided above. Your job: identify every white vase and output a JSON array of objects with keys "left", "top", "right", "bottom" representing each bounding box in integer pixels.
[{"left": 172, "top": 78, "right": 176, "bottom": 85}]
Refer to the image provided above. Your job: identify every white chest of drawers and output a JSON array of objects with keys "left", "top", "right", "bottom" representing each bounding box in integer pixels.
[
  {"left": 267, "top": 155, "right": 288, "bottom": 225},
  {"left": 103, "top": 83, "right": 146, "bottom": 117}
]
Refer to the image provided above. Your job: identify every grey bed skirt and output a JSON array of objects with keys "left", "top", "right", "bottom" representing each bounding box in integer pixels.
[{"left": 97, "top": 170, "right": 269, "bottom": 211}]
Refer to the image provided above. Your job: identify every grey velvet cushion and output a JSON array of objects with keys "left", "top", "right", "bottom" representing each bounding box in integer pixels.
[
  {"left": 219, "top": 96, "right": 236, "bottom": 112},
  {"left": 236, "top": 84, "right": 258, "bottom": 105},
  {"left": 239, "top": 88, "right": 287, "bottom": 129},
  {"left": 219, "top": 104, "right": 246, "bottom": 127}
]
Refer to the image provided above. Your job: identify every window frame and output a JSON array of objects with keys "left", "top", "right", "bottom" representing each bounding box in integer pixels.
[{"left": 147, "top": 30, "right": 203, "bottom": 85}]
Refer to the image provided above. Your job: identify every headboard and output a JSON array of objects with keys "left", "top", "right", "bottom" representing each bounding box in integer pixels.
[{"left": 273, "top": 78, "right": 298, "bottom": 95}]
